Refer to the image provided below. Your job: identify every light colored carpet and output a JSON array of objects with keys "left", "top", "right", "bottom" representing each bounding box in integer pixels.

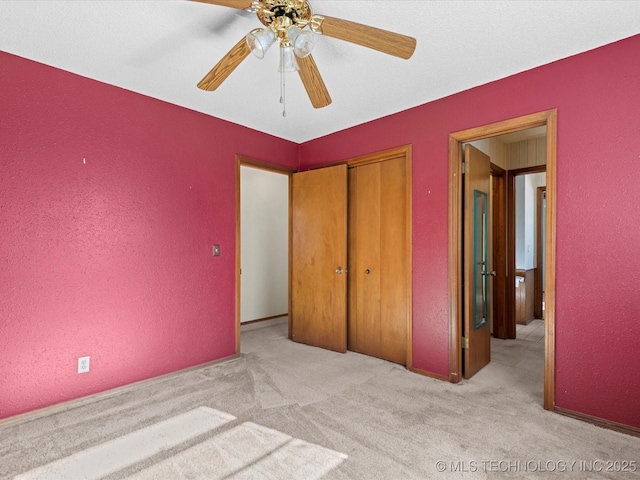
[{"left": 1, "top": 320, "right": 638, "bottom": 479}]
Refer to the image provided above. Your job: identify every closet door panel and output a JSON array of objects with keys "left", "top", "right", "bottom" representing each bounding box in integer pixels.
[
  {"left": 350, "top": 163, "right": 382, "bottom": 357},
  {"left": 291, "top": 165, "right": 348, "bottom": 353},
  {"left": 379, "top": 157, "right": 408, "bottom": 364},
  {"left": 347, "top": 171, "right": 358, "bottom": 352}
]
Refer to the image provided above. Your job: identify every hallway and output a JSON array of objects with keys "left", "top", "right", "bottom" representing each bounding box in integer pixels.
[{"left": 516, "top": 319, "right": 545, "bottom": 342}]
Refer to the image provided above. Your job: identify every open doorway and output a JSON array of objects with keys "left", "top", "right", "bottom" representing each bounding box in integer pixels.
[
  {"left": 460, "top": 131, "right": 547, "bottom": 376},
  {"left": 512, "top": 169, "right": 546, "bottom": 340},
  {"left": 235, "top": 156, "right": 293, "bottom": 354},
  {"left": 471, "top": 133, "right": 547, "bottom": 341},
  {"left": 448, "top": 110, "right": 557, "bottom": 411}
]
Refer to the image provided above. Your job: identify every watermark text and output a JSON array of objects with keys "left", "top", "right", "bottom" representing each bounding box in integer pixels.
[{"left": 434, "top": 459, "right": 637, "bottom": 474}]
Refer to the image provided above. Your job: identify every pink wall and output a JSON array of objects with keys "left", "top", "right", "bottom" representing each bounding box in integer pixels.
[
  {"left": 300, "top": 35, "right": 640, "bottom": 428},
  {"left": 2, "top": 34, "right": 640, "bottom": 430},
  {"left": 0, "top": 52, "right": 298, "bottom": 419}
]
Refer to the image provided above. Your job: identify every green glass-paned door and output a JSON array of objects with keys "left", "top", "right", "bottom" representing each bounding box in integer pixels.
[{"left": 473, "top": 189, "right": 488, "bottom": 329}]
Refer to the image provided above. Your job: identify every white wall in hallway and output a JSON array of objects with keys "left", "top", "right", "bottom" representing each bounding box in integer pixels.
[
  {"left": 240, "top": 166, "right": 289, "bottom": 323},
  {"left": 516, "top": 172, "right": 546, "bottom": 269}
]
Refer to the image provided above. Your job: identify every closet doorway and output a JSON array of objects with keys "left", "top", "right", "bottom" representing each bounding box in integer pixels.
[{"left": 235, "top": 156, "right": 294, "bottom": 354}]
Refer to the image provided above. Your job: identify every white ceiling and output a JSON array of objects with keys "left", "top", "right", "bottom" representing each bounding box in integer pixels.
[{"left": 1, "top": 1, "right": 640, "bottom": 143}]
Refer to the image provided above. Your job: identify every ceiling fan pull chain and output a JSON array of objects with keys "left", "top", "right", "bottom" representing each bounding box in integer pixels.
[
  {"left": 282, "top": 73, "right": 287, "bottom": 117},
  {"left": 280, "top": 48, "right": 287, "bottom": 117},
  {"left": 280, "top": 47, "right": 284, "bottom": 106}
]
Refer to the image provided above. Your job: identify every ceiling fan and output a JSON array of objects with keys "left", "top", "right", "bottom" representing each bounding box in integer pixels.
[{"left": 191, "top": 0, "right": 417, "bottom": 109}]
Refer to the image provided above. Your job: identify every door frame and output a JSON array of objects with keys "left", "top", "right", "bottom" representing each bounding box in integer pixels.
[
  {"left": 448, "top": 109, "right": 557, "bottom": 410},
  {"left": 535, "top": 186, "right": 547, "bottom": 319},
  {"left": 490, "top": 164, "right": 508, "bottom": 339},
  {"left": 235, "top": 155, "right": 295, "bottom": 355}
]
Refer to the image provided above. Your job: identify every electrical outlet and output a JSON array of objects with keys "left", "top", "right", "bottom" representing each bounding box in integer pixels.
[{"left": 78, "top": 356, "right": 90, "bottom": 374}]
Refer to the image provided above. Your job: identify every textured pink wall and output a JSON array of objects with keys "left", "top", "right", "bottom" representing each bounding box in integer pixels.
[
  {"left": 300, "top": 35, "right": 640, "bottom": 428},
  {"left": 3, "top": 34, "right": 640, "bottom": 429},
  {"left": 0, "top": 52, "right": 298, "bottom": 419}
]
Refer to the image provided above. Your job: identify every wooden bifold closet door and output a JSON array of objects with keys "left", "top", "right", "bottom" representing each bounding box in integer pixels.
[
  {"left": 348, "top": 157, "right": 408, "bottom": 365},
  {"left": 291, "top": 165, "right": 348, "bottom": 353}
]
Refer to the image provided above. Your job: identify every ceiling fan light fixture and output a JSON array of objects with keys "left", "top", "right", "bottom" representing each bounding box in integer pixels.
[
  {"left": 195, "top": 0, "right": 416, "bottom": 110},
  {"left": 287, "top": 25, "right": 315, "bottom": 58},
  {"left": 246, "top": 27, "right": 276, "bottom": 59},
  {"left": 278, "top": 45, "right": 299, "bottom": 73}
]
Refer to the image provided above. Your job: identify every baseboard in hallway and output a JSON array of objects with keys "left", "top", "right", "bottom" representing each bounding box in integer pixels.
[{"left": 240, "top": 315, "right": 288, "bottom": 332}]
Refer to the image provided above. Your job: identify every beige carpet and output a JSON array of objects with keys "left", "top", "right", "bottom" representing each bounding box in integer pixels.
[{"left": 2, "top": 320, "right": 638, "bottom": 479}]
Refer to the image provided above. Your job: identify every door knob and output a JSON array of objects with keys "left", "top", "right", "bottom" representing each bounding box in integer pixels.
[
  {"left": 365, "top": 269, "right": 371, "bottom": 274},
  {"left": 482, "top": 271, "right": 496, "bottom": 277},
  {"left": 336, "top": 267, "right": 344, "bottom": 274}
]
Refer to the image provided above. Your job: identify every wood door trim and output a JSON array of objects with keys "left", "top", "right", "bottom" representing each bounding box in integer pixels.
[
  {"left": 535, "top": 186, "right": 546, "bottom": 319},
  {"left": 490, "top": 164, "right": 508, "bottom": 340},
  {"left": 343, "top": 145, "right": 413, "bottom": 368},
  {"left": 345, "top": 145, "right": 410, "bottom": 168},
  {"left": 448, "top": 135, "right": 463, "bottom": 383},
  {"left": 490, "top": 163, "right": 507, "bottom": 176},
  {"left": 509, "top": 165, "right": 547, "bottom": 175},
  {"left": 238, "top": 156, "right": 297, "bottom": 174},
  {"left": 303, "top": 146, "right": 410, "bottom": 172},
  {"left": 448, "top": 109, "right": 557, "bottom": 411},
  {"left": 236, "top": 156, "right": 294, "bottom": 355}
]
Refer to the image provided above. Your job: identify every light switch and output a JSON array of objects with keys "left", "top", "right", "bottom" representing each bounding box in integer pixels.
[{"left": 213, "top": 244, "right": 221, "bottom": 256}]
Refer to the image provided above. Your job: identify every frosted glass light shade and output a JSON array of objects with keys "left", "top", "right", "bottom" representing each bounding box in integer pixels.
[
  {"left": 287, "top": 26, "right": 314, "bottom": 58},
  {"left": 246, "top": 28, "right": 276, "bottom": 59},
  {"left": 279, "top": 46, "right": 299, "bottom": 72}
]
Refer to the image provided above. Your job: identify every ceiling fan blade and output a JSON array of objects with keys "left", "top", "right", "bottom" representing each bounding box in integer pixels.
[
  {"left": 189, "top": 0, "right": 253, "bottom": 10},
  {"left": 197, "top": 37, "right": 250, "bottom": 91},
  {"left": 313, "top": 15, "right": 416, "bottom": 60},
  {"left": 297, "top": 54, "right": 332, "bottom": 109}
]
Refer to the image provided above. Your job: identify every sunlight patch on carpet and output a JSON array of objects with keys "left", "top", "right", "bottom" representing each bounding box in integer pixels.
[
  {"left": 129, "top": 421, "right": 348, "bottom": 480},
  {"left": 14, "top": 407, "right": 235, "bottom": 480}
]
